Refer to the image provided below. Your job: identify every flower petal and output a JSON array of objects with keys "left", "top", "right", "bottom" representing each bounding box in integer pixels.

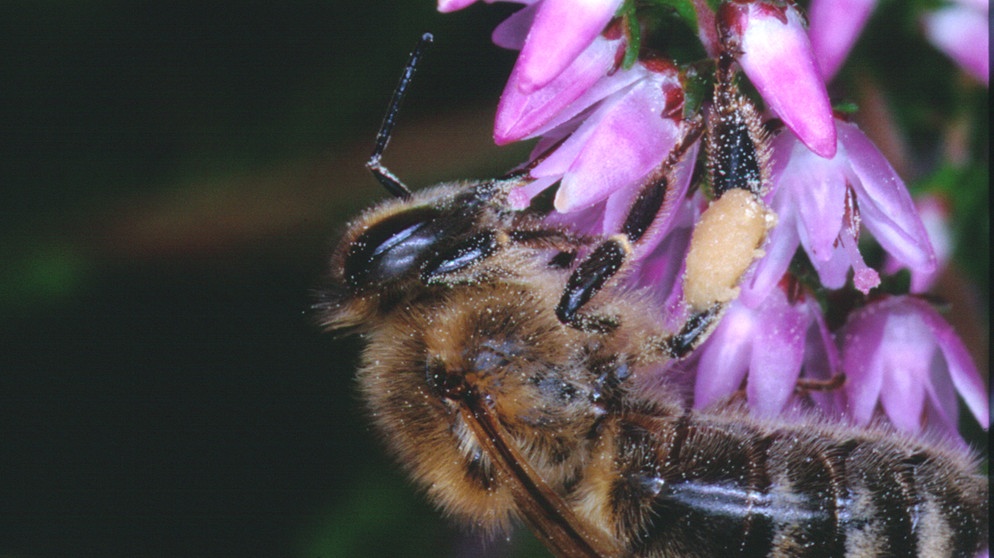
[
  {"left": 437, "top": 0, "right": 480, "bottom": 13},
  {"left": 802, "top": 298, "right": 845, "bottom": 416},
  {"left": 841, "top": 304, "right": 888, "bottom": 425},
  {"left": 807, "top": 0, "right": 877, "bottom": 80},
  {"left": 515, "top": 0, "right": 623, "bottom": 92},
  {"left": 747, "top": 290, "right": 806, "bottom": 415},
  {"left": 873, "top": 308, "right": 934, "bottom": 432},
  {"left": 922, "top": 5, "right": 990, "bottom": 85},
  {"left": 507, "top": 175, "right": 559, "bottom": 209},
  {"left": 554, "top": 80, "right": 681, "bottom": 212},
  {"left": 694, "top": 304, "right": 754, "bottom": 408},
  {"left": 491, "top": 2, "right": 538, "bottom": 49},
  {"left": 780, "top": 137, "right": 847, "bottom": 262},
  {"left": 921, "top": 299, "right": 990, "bottom": 428},
  {"left": 812, "top": 240, "right": 864, "bottom": 290},
  {"left": 923, "top": 342, "right": 966, "bottom": 441},
  {"left": 495, "top": 36, "right": 633, "bottom": 144},
  {"left": 721, "top": 1, "right": 837, "bottom": 157},
  {"left": 883, "top": 195, "right": 952, "bottom": 293},
  {"left": 840, "top": 122, "right": 936, "bottom": 273}
]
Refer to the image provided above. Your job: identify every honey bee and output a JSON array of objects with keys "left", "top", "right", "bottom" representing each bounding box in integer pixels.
[{"left": 317, "top": 35, "right": 988, "bottom": 557}]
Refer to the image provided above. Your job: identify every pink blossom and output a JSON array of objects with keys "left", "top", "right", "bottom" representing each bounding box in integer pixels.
[
  {"left": 692, "top": 278, "right": 838, "bottom": 417},
  {"left": 437, "top": 0, "right": 533, "bottom": 14},
  {"left": 497, "top": 0, "right": 623, "bottom": 93},
  {"left": 742, "top": 119, "right": 936, "bottom": 303},
  {"left": 437, "top": 0, "right": 481, "bottom": 12},
  {"left": 922, "top": 3, "right": 990, "bottom": 85},
  {"left": 495, "top": 32, "right": 631, "bottom": 144},
  {"left": 884, "top": 194, "right": 953, "bottom": 293},
  {"left": 807, "top": 0, "right": 878, "bottom": 80},
  {"left": 838, "top": 296, "right": 989, "bottom": 438},
  {"left": 513, "top": 61, "right": 690, "bottom": 218},
  {"left": 717, "top": 0, "right": 837, "bottom": 158}
]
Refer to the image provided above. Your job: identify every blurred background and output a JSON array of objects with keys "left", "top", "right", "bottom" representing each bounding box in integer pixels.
[
  {"left": 0, "top": 2, "right": 987, "bottom": 557},
  {"left": 0, "top": 2, "right": 538, "bottom": 556}
]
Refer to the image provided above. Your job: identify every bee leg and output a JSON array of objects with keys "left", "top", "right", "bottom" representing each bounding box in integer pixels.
[
  {"left": 663, "top": 304, "right": 723, "bottom": 358},
  {"left": 555, "top": 237, "right": 627, "bottom": 331},
  {"left": 674, "top": 52, "right": 774, "bottom": 351},
  {"left": 555, "top": 123, "right": 704, "bottom": 331},
  {"left": 794, "top": 373, "right": 847, "bottom": 398},
  {"left": 705, "top": 52, "right": 770, "bottom": 199}
]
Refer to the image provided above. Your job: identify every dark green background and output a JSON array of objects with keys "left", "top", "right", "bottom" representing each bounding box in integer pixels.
[
  {"left": 0, "top": 2, "right": 987, "bottom": 557},
  {"left": 0, "top": 2, "right": 541, "bottom": 557}
]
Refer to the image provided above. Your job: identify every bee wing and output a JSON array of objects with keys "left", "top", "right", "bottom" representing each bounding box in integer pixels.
[{"left": 458, "top": 397, "right": 624, "bottom": 558}]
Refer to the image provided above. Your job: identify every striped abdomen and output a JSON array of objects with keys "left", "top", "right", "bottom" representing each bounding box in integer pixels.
[{"left": 603, "top": 409, "right": 988, "bottom": 558}]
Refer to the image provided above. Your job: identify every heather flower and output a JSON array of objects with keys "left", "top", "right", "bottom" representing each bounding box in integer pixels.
[
  {"left": 838, "top": 295, "right": 989, "bottom": 438},
  {"left": 513, "top": 0, "right": 624, "bottom": 92},
  {"left": 436, "top": 0, "right": 488, "bottom": 12},
  {"left": 808, "top": 0, "right": 989, "bottom": 86},
  {"left": 691, "top": 277, "right": 838, "bottom": 417},
  {"left": 447, "top": 0, "right": 623, "bottom": 93},
  {"left": 507, "top": 60, "right": 691, "bottom": 220},
  {"left": 432, "top": 0, "right": 986, "bottom": 445},
  {"left": 717, "top": 0, "right": 837, "bottom": 158},
  {"left": 922, "top": 0, "right": 990, "bottom": 85},
  {"left": 494, "top": 31, "right": 632, "bottom": 144},
  {"left": 741, "top": 119, "right": 936, "bottom": 303},
  {"left": 807, "top": 0, "right": 877, "bottom": 80},
  {"left": 883, "top": 194, "right": 954, "bottom": 293}
]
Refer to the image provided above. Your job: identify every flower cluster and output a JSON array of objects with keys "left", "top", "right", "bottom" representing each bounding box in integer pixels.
[{"left": 436, "top": 0, "right": 988, "bottom": 443}]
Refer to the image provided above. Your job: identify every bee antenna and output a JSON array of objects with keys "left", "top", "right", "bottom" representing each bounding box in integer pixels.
[{"left": 366, "top": 32, "right": 435, "bottom": 200}]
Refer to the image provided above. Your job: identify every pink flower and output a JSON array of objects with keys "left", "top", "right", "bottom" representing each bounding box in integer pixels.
[
  {"left": 495, "top": 30, "right": 632, "bottom": 144},
  {"left": 742, "top": 119, "right": 936, "bottom": 303},
  {"left": 691, "top": 277, "right": 838, "bottom": 417},
  {"left": 476, "top": 0, "right": 623, "bottom": 93},
  {"left": 508, "top": 60, "right": 691, "bottom": 220},
  {"left": 922, "top": 2, "right": 990, "bottom": 85},
  {"left": 717, "top": 0, "right": 837, "bottom": 158},
  {"left": 884, "top": 194, "right": 953, "bottom": 293},
  {"left": 437, "top": 0, "right": 487, "bottom": 12},
  {"left": 520, "top": 0, "right": 623, "bottom": 92},
  {"left": 838, "top": 296, "right": 989, "bottom": 438},
  {"left": 807, "top": 0, "right": 878, "bottom": 81}
]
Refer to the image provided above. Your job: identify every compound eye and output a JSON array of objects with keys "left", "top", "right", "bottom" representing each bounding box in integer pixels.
[{"left": 344, "top": 206, "right": 443, "bottom": 288}]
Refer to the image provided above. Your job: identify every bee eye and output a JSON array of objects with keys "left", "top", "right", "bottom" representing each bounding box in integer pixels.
[{"left": 344, "top": 206, "right": 444, "bottom": 288}]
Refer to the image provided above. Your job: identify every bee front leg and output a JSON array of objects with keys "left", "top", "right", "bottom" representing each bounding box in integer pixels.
[{"left": 555, "top": 123, "right": 705, "bottom": 332}]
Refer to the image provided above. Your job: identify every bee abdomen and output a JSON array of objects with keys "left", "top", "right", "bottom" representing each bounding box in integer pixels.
[{"left": 607, "top": 413, "right": 988, "bottom": 557}]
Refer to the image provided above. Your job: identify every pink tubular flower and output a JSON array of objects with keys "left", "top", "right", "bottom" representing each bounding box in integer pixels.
[
  {"left": 922, "top": 1, "right": 990, "bottom": 85},
  {"left": 691, "top": 278, "right": 838, "bottom": 417},
  {"left": 484, "top": 0, "right": 623, "bottom": 93},
  {"left": 807, "top": 0, "right": 877, "bottom": 81},
  {"left": 438, "top": 0, "right": 621, "bottom": 97},
  {"left": 717, "top": 0, "right": 837, "bottom": 158},
  {"left": 884, "top": 194, "right": 953, "bottom": 293},
  {"left": 437, "top": 0, "right": 485, "bottom": 12},
  {"left": 509, "top": 60, "right": 690, "bottom": 218},
  {"left": 839, "top": 296, "right": 989, "bottom": 438},
  {"left": 741, "top": 119, "right": 936, "bottom": 303},
  {"left": 518, "top": 0, "right": 623, "bottom": 92},
  {"left": 495, "top": 30, "right": 631, "bottom": 144}
]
